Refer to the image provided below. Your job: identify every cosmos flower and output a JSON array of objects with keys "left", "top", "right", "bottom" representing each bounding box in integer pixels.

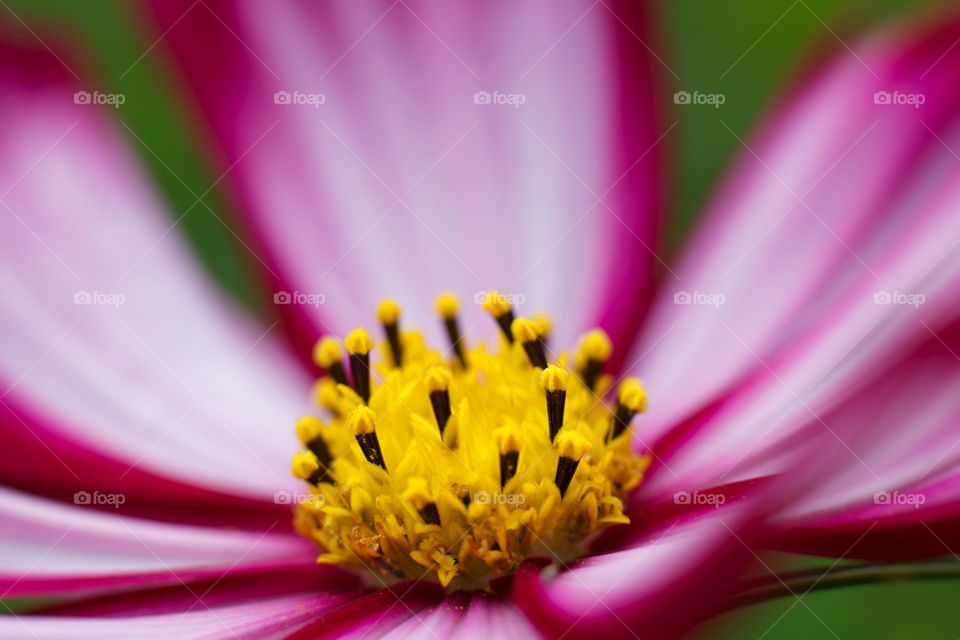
[{"left": 1, "top": 1, "right": 960, "bottom": 638}]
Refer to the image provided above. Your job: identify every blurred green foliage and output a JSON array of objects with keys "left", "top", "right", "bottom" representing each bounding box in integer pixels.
[{"left": 1, "top": 0, "right": 958, "bottom": 637}]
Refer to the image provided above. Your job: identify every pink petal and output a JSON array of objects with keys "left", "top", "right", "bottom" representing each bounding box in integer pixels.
[
  {"left": 0, "top": 486, "right": 311, "bottom": 599},
  {"left": 0, "top": 39, "right": 313, "bottom": 506},
  {"left": 143, "top": 0, "right": 662, "bottom": 360},
  {"left": 286, "top": 582, "right": 445, "bottom": 639},
  {"left": 756, "top": 323, "right": 960, "bottom": 559},
  {"left": 629, "top": 18, "right": 960, "bottom": 498},
  {"left": 515, "top": 503, "right": 760, "bottom": 638},
  {"left": 0, "top": 593, "right": 350, "bottom": 640},
  {"left": 380, "top": 591, "right": 540, "bottom": 639}
]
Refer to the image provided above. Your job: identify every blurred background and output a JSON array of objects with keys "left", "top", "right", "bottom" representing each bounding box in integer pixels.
[{"left": 1, "top": 0, "right": 955, "bottom": 636}]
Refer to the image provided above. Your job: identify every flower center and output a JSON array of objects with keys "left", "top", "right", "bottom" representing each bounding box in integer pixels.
[{"left": 290, "top": 291, "right": 649, "bottom": 590}]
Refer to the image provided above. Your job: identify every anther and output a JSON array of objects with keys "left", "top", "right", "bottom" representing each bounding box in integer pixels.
[
  {"left": 493, "top": 425, "right": 521, "bottom": 488},
  {"left": 376, "top": 299, "right": 404, "bottom": 368},
  {"left": 313, "top": 336, "right": 348, "bottom": 386},
  {"left": 540, "top": 365, "right": 569, "bottom": 442},
  {"left": 482, "top": 290, "right": 516, "bottom": 343},
  {"left": 292, "top": 450, "right": 328, "bottom": 486},
  {"left": 296, "top": 416, "right": 333, "bottom": 483},
  {"left": 575, "top": 329, "right": 612, "bottom": 392},
  {"left": 350, "top": 406, "right": 387, "bottom": 471},
  {"left": 345, "top": 328, "right": 374, "bottom": 403},
  {"left": 607, "top": 378, "right": 647, "bottom": 442},
  {"left": 554, "top": 431, "right": 591, "bottom": 498},
  {"left": 315, "top": 378, "right": 342, "bottom": 418},
  {"left": 436, "top": 292, "right": 468, "bottom": 368},
  {"left": 425, "top": 367, "right": 453, "bottom": 435},
  {"left": 512, "top": 317, "right": 547, "bottom": 368},
  {"left": 402, "top": 478, "right": 441, "bottom": 526},
  {"left": 533, "top": 312, "right": 552, "bottom": 353}
]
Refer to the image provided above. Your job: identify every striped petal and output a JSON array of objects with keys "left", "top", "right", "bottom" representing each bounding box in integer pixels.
[
  {"left": 0, "top": 487, "right": 311, "bottom": 599},
  {"left": 628, "top": 18, "right": 960, "bottom": 501},
  {"left": 143, "top": 0, "right": 662, "bottom": 361},
  {"left": 0, "top": 39, "right": 312, "bottom": 510}
]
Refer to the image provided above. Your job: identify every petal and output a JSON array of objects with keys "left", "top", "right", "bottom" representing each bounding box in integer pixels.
[
  {"left": 515, "top": 502, "right": 760, "bottom": 638},
  {"left": 0, "top": 593, "right": 350, "bottom": 640},
  {"left": 143, "top": 0, "right": 662, "bottom": 360},
  {"left": 0, "top": 38, "right": 313, "bottom": 508},
  {"left": 759, "top": 323, "right": 960, "bottom": 559},
  {"left": 0, "top": 487, "right": 312, "bottom": 599},
  {"left": 379, "top": 592, "right": 540, "bottom": 640},
  {"left": 629, "top": 18, "right": 960, "bottom": 497},
  {"left": 286, "top": 582, "right": 445, "bottom": 639}
]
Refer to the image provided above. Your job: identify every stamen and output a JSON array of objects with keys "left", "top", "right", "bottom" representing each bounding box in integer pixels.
[
  {"left": 345, "top": 328, "right": 374, "bottom": 403},
  {"left": 296, "top": 416, "right": 333, "bottom": 481},
  {"left": 425, "top": 366, "right": 453, "bottom": 435},
  {"left": 290, "top": 295, "right": 650, "bottom": 590},
  {"left": 402, "top": 478, "right": 441, "bottom": 526},
  {"left": 493, "top": 424, "right": 520, "bottom": 488},
  {"left": 607, "top": 377, "right": 647, "bottom": 441},
  {"left": 314, "top": 378, "right": 342, "bottom": 418},
  {"left": 436, "top": 292, "right": 468, "bottom": 367},
  {"left": 350, "top": 406, "right": 387, "bottom": 471},
  {"left": 540, "top": 365, "right": 569, "bottom": 441},
  {"left": 482, "top": 290, "right": 515, "bottom": 343},
  {"left": 292, "top": 450, "right": 328, "bottom": 486},
  {"left": 554, "top": 431, "right": 591, "bottom": 498},
  {"left": 512, "top": 317, "right": 547, "bottom": 368},
  {"left": 376, "top": 299, "right": 404, "bottom": 368},
  {"left": 575, "top": 329, "right": 612, "bottom": 393},
  {"left": 313, "top": 336, "right": 348, "bottom": 386},
  {"left": 533, "top": 312, "right": 552, "bottom": 353}
]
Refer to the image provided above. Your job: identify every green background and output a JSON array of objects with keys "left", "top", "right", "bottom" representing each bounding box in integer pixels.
[{"left": 2, "top": 0, "right": 957, "bottom": 637}]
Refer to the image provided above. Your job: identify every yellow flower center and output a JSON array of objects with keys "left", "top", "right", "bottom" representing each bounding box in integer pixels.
[{"left": 291, "top": 291, "right": 650, "bottom": 590}]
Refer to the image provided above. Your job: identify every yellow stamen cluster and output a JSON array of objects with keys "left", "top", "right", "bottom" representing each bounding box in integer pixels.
[{"left": 291, "top": 294, "right": 649, "bottom": 590}]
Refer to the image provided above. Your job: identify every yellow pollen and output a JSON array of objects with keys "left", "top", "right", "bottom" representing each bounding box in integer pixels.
[
  {"left": 348, "top": 406, "right": 377, "bottom": 435},
  {"left": 376, "top": 299, "right": 402, "bottom": 325},
  {"left": 540, "top": 364, "right": 569, "bottom": 392},
  {"left": 619, "top": 378, "right": 647, "bottom": 413},
  {"left": 510, "top": 317, "right": 539, "bottom": 344},
  {"left": 296, "top": 415, "right": 323, "bottom": 443},
  {"left": 289, "top": 300, "right": 649, "bottom": 590},
  {"left": 313, "top": 337, "right": 343, "bottom": 369},
  {"left": 578, "top": 329, "right": 612, "bottom": 362},
  {"left": 435, "top": 292, "right": 460, "bottom": 319},
  {"left": 424, "top": 366, "right": 452, "bottom": 393},
  {"left": 344, "top": 327, "right": 374, "bottom": 355},
  {"left": 556, "top": 430, "right": 592, "bottom": 461},
  {"left": 481, "top": 290, "right": 511, "bottom": 316},
  {"left": 291, "top": 451, "right": 319, "bottom": 480},
  {"left": 533, "top": 312, "right": 552, "bottom": 338},
  {"left": 492, "top": 424, "right": 521, "bottom": 455}
]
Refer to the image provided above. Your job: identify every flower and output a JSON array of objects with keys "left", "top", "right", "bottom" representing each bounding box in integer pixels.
[{"left": 0, "top": 2, "right": 959, "bottom": 638}]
